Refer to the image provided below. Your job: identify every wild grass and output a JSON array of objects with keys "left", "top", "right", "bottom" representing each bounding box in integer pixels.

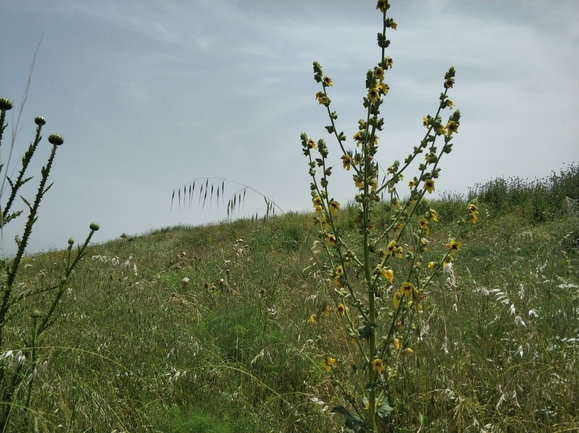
[{"left": 2, "top": 169, "right": 577, "bottom": 432}]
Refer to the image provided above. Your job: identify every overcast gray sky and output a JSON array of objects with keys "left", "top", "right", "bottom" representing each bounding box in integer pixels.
[{"left": 1, "top": 0, "right": 578, "bottom": 255}]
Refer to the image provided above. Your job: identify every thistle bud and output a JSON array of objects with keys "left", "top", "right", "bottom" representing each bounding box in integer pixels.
[
  {"left": 48, "top": 134, "right": 64, "bottom": 146},
  {"left": 89, "top": 222, "right": 100, "bottom": 231},
  {"left": 35, "top": 116, "right": 46, "bottom": 126},
  {"left": 0, "top": 97, "right": 13, "bottom": 111}
]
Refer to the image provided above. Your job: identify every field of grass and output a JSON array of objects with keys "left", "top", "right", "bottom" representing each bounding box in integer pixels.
[{"left": 2, "top": 165, "right": 578, "bottom": 432}]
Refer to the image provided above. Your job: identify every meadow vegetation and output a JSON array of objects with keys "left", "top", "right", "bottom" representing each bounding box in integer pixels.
[
  {"left": 1, "top": 167, "right": 578, "bottom": 432},
  {"left": 2, "top": 0, "right": 578, "bottom": 430}
]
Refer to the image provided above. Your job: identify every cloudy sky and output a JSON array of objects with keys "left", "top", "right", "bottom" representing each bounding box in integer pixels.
[{"left": 1, "top": 0, "right": 577, "bottom": 255}]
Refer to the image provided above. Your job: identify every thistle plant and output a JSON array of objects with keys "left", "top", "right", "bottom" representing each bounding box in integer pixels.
[
  {"left": 301, "top": 2, "right": 476, "bottom": 431},
  {"left": 0, "top": 96, "right": 99, "bottom": 430}
]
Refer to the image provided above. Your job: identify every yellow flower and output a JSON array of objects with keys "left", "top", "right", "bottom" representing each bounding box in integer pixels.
[
  {"left": 390, "top": 20, "right": 398, "bottom": 30},
  {"left": 341, "top": 154, "right": 352, "bottom": 170},
  {"left": 446, "top": 239, "right": 461, "bottom": 255},
  {"left": 391, "top": 199, "right": 400, "bottom": 210},
  {"left": 446, "top": 120, "right": 459, "bottom": 134},
  {"left": 395, "top": 246, "right": 403, "bottom": 259},
  {"left": 470, "top": 213, "right": 478, "bottom": 224},
  {"left": 374, "top": 66, "right": 384, "bottom": 81},
  {"left": 393, "top": 291, "right": 403, "bottom": 309},
  {"left": 377, "top": 82, "right": 389, "bottom": 96},
  {"left": 315, "top": 91, "right": 330, "bottom": 105},
  {"left": 468, "top": 203, "right": 479, "bottom": 215},
  {"left": 335, "top": 265, "right": 344, "bottom": 277},
  {"left": 400, "top": 282, "right": 415, "bottom": 297},
  {"left": 308, "top": 313, "right": 317, "bottom": 323},
  {"left": 368, "top": 87, "right": 380, "bottom": 103},
  {"left": 405, "top": 348, "right": 414, "bottom": 354},
  {"left": 423, "top": 179, "right": 435, "bottom": 194},
  {"left": 444, "top": 77, "right": 455, "bottom": 89},
  {"left": 428, "top": 261, "right": 436, "bottom": 269},
  {"left": 429, "top": 209, "right": 439, "bottom": 222},
  {"left": 323, "top": 75, "right": 333, "bottom": 87},
  {"left": 393, "top": 338, "right": 400, "bottom": 350},
  {"left": 313, "top": 196, "right": 323, "bottom": 214},
  {"left": 385, "top": 240, "right": 397, "bottom": 256},
  {"left": 422, "top": 117, "right": 429, "bottom": 128},
  {"left": 327, "top": 234, "right": 336, "bottom": 245},
  {"left": 418, "top": 218, "right": 430, "bottom": 234},
  {"left": 329, "top": 199, "right": 340, "bottom": 216},
  {"left": 376, "top": 0, "right": 387, "bottom": 13},
  {"left": 307, "top": 138, "right": 317, "bottom": 149},
  {"left": 321, "top": 357, "right": 336, "bottom": 372},
  {"left": 437, "top": 124, "right": 447, "bottom": 135},
  {"left": 446, "top": 99, "right": 455, "bottom": 109},
  {"left": 337, "top": 303, "right": 346, "bottom": 316},
  {"left": 323, "top": 305, "right": 330, "bottom": 317},
  {"left": 382, "top": 268, "right": 394, "bottom": 283},
  {"left": 384, "top": 56, "right": 393, "bottom": 69},
  {"left": 409, "top": 179, "right": 416, "bottom": 189},
  {"left": 372, "top": 358, "right": 385, "bottom": 374}
]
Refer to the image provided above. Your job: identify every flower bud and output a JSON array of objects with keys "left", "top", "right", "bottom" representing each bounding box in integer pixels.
[
  {"left": 35, "top": 116, "right": 46, "bottom": 126},
  {"left": 89, "top": 222, "right": 100, "bottom": 231},
  {"left": 48, "top": 134, "right": 64, "bottom": 146},
  {"left": 0, "top": 97, "right": 13, "bottom": 111}
]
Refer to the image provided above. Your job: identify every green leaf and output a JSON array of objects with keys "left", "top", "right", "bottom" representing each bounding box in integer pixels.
[{"left": 377, "top": 401, "right": 393, "bottom": 418}]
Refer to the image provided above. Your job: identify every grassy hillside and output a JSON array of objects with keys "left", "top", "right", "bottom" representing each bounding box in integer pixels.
[{"left": 3, "top": 166, "right": 579, "bottom": 432}]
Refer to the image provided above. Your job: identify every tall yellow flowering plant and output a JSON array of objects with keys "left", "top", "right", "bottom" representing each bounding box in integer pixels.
[{"left": 300, "top": 1, "right": 477, "bottom": 431}]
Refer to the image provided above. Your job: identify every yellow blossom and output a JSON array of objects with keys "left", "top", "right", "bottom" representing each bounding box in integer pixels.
[
  {"left": 321, "top": 357, "right": 336, "bottom": 372},
  {"left": 444, "top": 77, "right": 455, "bottom": 89},
  {"left": 409, "top": 179, "right": 416, "bottom": 189},
  {"left": 374, "top": 66, "right": 384, "bottom": 81},
  {"left": 393, "top": 338, "right": 400, "bottom": 350},
  {"left": 341, "top": 154, "right": 352, "bottom": 170},
  {"left": 446, "top": 120, "right": 459, "bottom": 134},
  {"left": 377, "top": 82, "right": 389, "bottom": 96},
  {"left": 337, "top": 303, "right": 346, "bottom": 316},
  {"left": 418, "top": 218, "right": 430, "bottom": 235},
  {"left": 428, "top": 261, "right": 436, "bottom": 269},
  {"left": 327, "top": 233, "right": 336, "bottom": 245},
  {"left": 384, "top": 56, "right": 393, "bottom": 69},
  {"left": 368, "top": 87, "right": 380, "bottom": 103},
  {"left": 391, "top": 20, "right": 398, "bottom": 30},
  {"left": 385, "top": 240, "right": 397, "bottom": 256},
  {"left": 400, "top": 282, "right": 415, "bottom": 297},
  {"left": 377, "top": 264, "right": 394, "bottom": 283},
  {"left": 405, "top": 348, "right": 414, "bottom": 354},
  {"left": 323, "top": 75, "right": 333, "bottom": 87},
  {"left": 308, "top": 314, "right": 317, "bottom": 323},
  {"left": 446, "top": 99, "right": 455, "bottom": 109},
  {"left": 423, "top": 179, "right": 435, "bottom": 194},
  {"left": 468, "top": 203, "right": 479, "bottom": 214},
  {"left": 382, "top": 268, "right": 394, "bottom": 283},
  {"left": 446, "top": 239, "right": 461, "bottom": 255},
  {"left": 429, "top": 209, "right": 439, "bottom": 222},
  {"left": 372, "top": 358, "right": 385, "bottom": 374},
  {"left": 329, "top": 199, "right": 340, "bottom": 216},
  {"left": 393, "top": 291, "right": 403, "bottom": 309}
]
